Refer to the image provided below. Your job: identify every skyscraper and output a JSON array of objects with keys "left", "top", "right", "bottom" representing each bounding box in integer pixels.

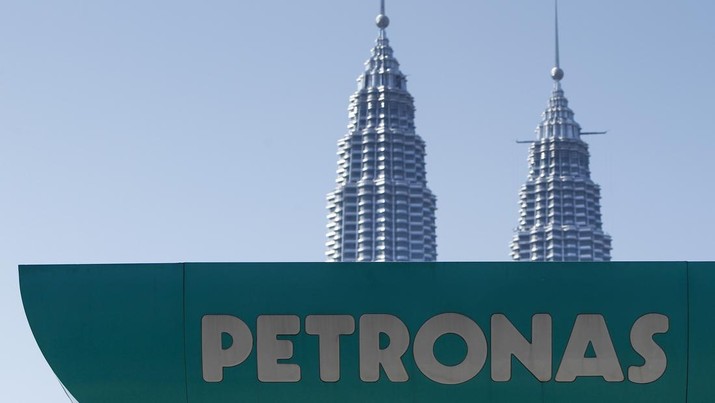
[
  {"left": 511, "top": 2, "right": 612, "bottom": 262},
  {"left": 325, "top": 1, "right": 437, "bottom": 262}
]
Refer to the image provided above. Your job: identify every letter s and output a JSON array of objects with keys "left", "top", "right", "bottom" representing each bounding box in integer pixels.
[{"left": 628, "top": 313, "right": 669, "bottom": 384}]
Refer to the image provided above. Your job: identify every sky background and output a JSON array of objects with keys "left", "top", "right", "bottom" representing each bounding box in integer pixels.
[{"left": 1, "top": 0, "right": 714, "bottom": 400}]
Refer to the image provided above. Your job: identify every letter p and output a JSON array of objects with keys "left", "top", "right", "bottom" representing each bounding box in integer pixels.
[{"left": 202, "top": 315, "right": 253, "bottom": 382}]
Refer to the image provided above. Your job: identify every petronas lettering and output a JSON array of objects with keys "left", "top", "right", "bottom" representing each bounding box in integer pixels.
[{"left": 201, "top": 313, "right": 670, "bottom": 385}]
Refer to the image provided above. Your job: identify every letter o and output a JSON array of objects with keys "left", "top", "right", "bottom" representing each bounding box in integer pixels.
[{"left": 413, "top": 313, "right": 487, "bottom": 385}]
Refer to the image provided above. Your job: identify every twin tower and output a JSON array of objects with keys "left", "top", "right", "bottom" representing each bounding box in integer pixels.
[{"left": 325, "top": 2, "right": 612, "bottom": 263}]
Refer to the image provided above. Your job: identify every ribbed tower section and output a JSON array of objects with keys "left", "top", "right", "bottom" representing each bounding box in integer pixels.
[
  {"left": 325, "top": 6, "right": 437, "bottom": 262},
  {"left": 511, "top": 2, "right": 612, "bottom": 262}
]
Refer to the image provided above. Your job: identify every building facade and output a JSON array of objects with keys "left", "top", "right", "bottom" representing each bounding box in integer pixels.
[
  {"left": 511, "top": 3, "right": 612, "bottom": 262},
  {"left": 325, "top": 3, "right": 437, "bottom": 262}
]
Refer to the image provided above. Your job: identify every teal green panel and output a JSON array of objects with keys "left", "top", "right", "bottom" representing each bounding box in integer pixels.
[
  {"left": 687, "top": 262, "right": 715, "bottom": 403},
  {"left": 20, "top": 264, "right": 187, "bottom": 403},
  {"left": 184, "top": 262, "right": 687, "bottom": 403}
]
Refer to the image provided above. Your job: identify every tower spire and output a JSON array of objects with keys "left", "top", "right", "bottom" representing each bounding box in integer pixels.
[
  {"left": 376, "top": 0, "right": 390, "bottom": 32},
  {"left": 511, "top": 0, "right": 612, "bottom": 263},
  {"left": 551, "top": 0, "right": 564, "bottom": 82},
  {"left": 326, "top": 1, "right": 437, "bottom": 262}
]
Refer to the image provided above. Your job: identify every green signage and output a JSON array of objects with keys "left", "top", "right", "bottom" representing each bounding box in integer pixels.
[{"left": 19, "top": 262, "right": 715, "bottom": 402}]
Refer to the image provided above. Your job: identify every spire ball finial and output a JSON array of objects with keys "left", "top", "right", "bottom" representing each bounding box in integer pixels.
[
  {"left": 551, "top": 67, "right": 564, "bottom": 81},
  {"left": 376, "top": 0, "right": 389, "bottom": 29},
  {"left": 551, "top": 0, "right": 563, "bottom": 82},
  {"left": 376, "top": 14, "right": 390, "bottom": 29}
]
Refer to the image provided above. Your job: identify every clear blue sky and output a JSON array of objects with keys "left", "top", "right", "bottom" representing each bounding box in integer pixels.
[{"left": 2, "top": 0, "right": 714, "bottom": 400}]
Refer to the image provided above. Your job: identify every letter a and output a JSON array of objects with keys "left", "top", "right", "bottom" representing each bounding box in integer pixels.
[{"left": 556, "top": 314, "right": 624, "bottom": 382}]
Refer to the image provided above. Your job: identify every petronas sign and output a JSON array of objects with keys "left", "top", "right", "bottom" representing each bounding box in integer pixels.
[
  {"left": 20, "top": 262, "right": 714, "bottom": 402},
  {"left": 200, "top": 312, "right": 667, "bottom": 384}
]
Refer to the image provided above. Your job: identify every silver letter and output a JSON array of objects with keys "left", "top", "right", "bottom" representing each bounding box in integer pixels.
[
  {"left": 257, "top": 315, "right": 301, "bottom": 382},
  {"left": 305, "top": 315, "right": 355, "bottom": 382},
  {"left": 556, "top": 314, "right": 624, "bottom": 382},
  {"left": 202, "top": 315, "right": 253, "bottom": 383},
  {"left": 491, "top": 314, "right": 552, "bottom": 382},
  {"left": 359, "top": 314, "right": 410, "bottom": 382},
  {"left": 629, "top": 313, "right": 669, "bottom": 384},
  {"left": 413, "top": 313, "right": 487, "bottom": 385}
]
